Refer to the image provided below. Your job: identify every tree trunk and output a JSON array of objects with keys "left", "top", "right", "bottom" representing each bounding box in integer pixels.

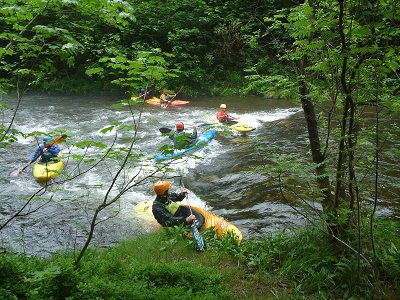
[{"left": 299, "top": 79, "right": 334, "bottom": 213}]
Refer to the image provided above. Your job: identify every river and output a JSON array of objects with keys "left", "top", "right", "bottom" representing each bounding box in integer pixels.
[{"left": 0, "top": 94, "right": 398, "bottom": 256}]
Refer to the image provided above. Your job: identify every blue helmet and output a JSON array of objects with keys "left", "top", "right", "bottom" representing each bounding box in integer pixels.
[{"left": 43, "top": 136, "right": 52, "bottom": 143}]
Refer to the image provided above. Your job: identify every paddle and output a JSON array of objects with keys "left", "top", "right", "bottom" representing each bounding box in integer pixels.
[
  {"left": 159, "top": 123, "right": 212, "bottom": 134},
  {"left": 224, "top": 119, "right": 239, "bottom": 126},
  {"left": 161, "top": 86, "right": 183, "bottom": 108},
  {"left": 159, "top": 127, "right": 173, "bottom": 134},
  {"left": 10, "top": 150, "right": 42, "bottom": 177},
  {"left": 184, "top": 188, "right": 206, "bottom": 252},
  {"left": 54, "top": 134, "right": 68, "bottom": 144}
]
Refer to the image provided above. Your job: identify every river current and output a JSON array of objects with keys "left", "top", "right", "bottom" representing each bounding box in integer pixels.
[{"left": 0, "top": 94, "right": 398, "bottom": 256}]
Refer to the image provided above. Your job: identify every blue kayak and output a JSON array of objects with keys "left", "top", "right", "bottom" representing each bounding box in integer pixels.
[{"left": 155, "top": 129, "right": 216, "bottom": 162}]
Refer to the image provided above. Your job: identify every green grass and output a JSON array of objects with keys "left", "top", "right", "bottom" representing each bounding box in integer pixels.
[{"left": 0, "top": 220, "right": 399, "bottom": 299}]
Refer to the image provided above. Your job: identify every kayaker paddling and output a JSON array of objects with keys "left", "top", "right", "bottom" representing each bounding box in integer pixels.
[
  {"left": 169, "top": 122, "right": 197, "bottom": 150},
  {"left": 216, "top": 103, "right": 238, "bottom": 125},
  {"left": 159, "top": 89, "right": 175, "bottom": 105},
  {"left": 18, "top": 136, "right": 60, "bottom": 174},
  {"left": 139, "top": 88, "right": 150, "bottom": 99}
]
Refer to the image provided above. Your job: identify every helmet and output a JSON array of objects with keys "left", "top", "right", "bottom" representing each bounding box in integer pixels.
[
  {"left": 176, "top": 122, "right": 184, "bottom": 130},
  {"left": 220, "top": 104, "right": 227, "bottom": 109},
  {"left": 154, "top": 180, "right": 171, "bottom": 196},
  {"left": 43, "top": 136, "right": 52, "bottom": 143},
  {"left": 140, "top": 88, "right": 145, "bottom": 92}
]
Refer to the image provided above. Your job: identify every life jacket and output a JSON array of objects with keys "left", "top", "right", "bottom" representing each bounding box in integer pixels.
[
  {"left": 216, "top": 109, "right": 227, "bottom": 122},
  {"left": 156, "top": 198, "right": 180, "bottom": 215},
  {"left": 160, "top": 93, "right": 171, "bottom": 102},
  {"left": 166, "top": 201, "right": 180, "bottom": 215}
]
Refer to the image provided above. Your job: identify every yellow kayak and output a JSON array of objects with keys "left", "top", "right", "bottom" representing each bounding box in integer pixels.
[
  {"left": 33, "top": 154, "right": 64, "bottom": 182},
  {"left": 228, "top": 121, "right": 255, "bottom": 133},
  {"left": 206, "top": 119, "right": 255, "bottom": 133},
  {"left": 134, "top": 200, "right": 242, "bottom": 244}
]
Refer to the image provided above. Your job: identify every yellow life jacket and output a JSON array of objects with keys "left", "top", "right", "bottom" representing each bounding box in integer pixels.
[{"left": 166, "top": 201, "right": 180, "bottom": 215}]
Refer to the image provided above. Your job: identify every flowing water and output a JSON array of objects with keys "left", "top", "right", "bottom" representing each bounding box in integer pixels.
[{"left": 1, "top": 94, "right": 398, "bottom": 256}]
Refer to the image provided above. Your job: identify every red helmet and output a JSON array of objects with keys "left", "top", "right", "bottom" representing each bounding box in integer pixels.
[
  {"left": 176, "top": 122, "right": 184, "bottom": 130},
  {"left": 154, "top": 180, "right": 171, "bottom": 196}
]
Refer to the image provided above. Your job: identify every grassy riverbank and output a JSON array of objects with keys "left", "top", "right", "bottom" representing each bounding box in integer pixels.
[{"left": 1, "top": 221, "right": 399, "bottom": 299}]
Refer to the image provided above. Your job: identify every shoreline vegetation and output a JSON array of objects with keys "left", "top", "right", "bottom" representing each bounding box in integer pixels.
[{"left": 1, "top": 220, "right": 399, "bottom": 299}]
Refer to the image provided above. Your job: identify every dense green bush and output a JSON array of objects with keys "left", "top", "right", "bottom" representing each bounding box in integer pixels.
[{"left": 0, "top": 222, "right": 399, "bottom": 299}]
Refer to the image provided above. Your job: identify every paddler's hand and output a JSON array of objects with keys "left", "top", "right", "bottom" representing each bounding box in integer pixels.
[
  {"left": 186, "top": 214, "right": 196, "bottom": 223},
  {"left": 181, "top": 188, "right": 188, "bottom": 195}
]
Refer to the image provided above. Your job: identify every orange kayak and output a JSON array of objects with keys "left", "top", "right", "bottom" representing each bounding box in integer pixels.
[
  {"left": 145, "top": 97, "right": 190, "bottom": 107},
  {"left": 134, "top": 201, "right": 242, "bottom": 244}
]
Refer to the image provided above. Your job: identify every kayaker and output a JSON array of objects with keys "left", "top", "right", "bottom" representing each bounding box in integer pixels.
[
  {"left": 26, "top": 136, "right": 60, "bottom": 165},
  {"left": 139, "top": 88, "right": 149, "bottom": 99},
  {"left": 159, "top": 89, "right": 175, "bottom": 104},
  {"left": 169, "top": 122, "right": 197, "bottom": 150},
  {"left": 152, "top": 180, "right": 196, "bottom": 227},
  {"left": 216, "top": 104, "right": 238, "bottom": 124}
]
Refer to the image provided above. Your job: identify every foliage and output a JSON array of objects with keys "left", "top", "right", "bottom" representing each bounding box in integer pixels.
[
  {"left": 0, "top": 232, "right": 235, "bottom": 300},
  {"left": 0, "top": 0, "right": 135, "bottom": 95},
  {"left": 1, "top": 221, "right": 399, "bottom": 299},
  {"left": 249, "top": 0, "right": 400, "bottom": 234},
  {"left": 86, "top": 48, "right": 179, "bottom": 96},
  {"left": 1, "top": 0, "right": 296, "bottom": 96}
]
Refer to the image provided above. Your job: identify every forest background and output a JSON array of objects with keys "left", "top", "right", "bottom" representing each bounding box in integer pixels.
[
  {"left": 1, "top": 0, "right": 300, "bottom": 97},
  {"left": 1, "top": 0, "right": 400, "bottom": 299}
]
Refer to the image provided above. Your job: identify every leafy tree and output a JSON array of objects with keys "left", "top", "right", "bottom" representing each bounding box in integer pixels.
[
  {"left": 250, "top": 0, "right": 400, "bottom": 265},
  {"left": 0, "top": 0, "right": 163, "bottom": 268},
  {"left": 1, "top": 0, "right": 299, "bottom": 96}
]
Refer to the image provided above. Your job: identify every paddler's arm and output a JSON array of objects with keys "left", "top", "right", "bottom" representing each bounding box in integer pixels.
[{"left": 152, "top": 201, "right": 188, "bottom": 227}]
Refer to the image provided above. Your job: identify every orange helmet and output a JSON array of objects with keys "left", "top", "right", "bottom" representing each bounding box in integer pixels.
[
  {"left": 154, "top": 180, "right": 171, "bottom": 196},
  {"left": 176, "top": 122, "right": 184, "bottom": 130}
]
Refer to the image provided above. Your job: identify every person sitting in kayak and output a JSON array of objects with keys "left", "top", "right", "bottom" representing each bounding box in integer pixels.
[
  {"left": 139, "top": 88, "right": 150, "bottom": 99},
  {"left": 216, "top": 104, "right": 238, "bottom": 125},
  {"left": 152, "top": 180, "right": 196, "bottom": 227},
  {"left": 160, "top": 89, "right": 175, "bottom": 104},
  {"left": 27, "top": 136, "right": 61, "bottom": 166},
  {"left": 169, "top": 122, "right": 197, "bottom": 150}
]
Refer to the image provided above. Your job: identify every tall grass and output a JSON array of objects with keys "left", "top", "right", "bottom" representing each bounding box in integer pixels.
[{"left": 0, "top": 220, "right": 399, "bottom": 299}]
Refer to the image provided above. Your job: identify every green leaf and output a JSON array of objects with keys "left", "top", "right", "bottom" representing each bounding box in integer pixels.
[{"left": 86, "top": 67, "right": 104, "bottom": 75}]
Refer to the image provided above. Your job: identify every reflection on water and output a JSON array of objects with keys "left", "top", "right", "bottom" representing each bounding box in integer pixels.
[{"left": 0, "top": 94, "right": 398, "bottom": 256}]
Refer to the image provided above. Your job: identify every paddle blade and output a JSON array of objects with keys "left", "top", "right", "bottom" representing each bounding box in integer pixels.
[
  {"left": 10, "top": 164, "right": 29, "bottom": 177},
  {"left": 10, "top": 170, "right": 20, "bottom": 177},
  {"left": 159, "top": 127, "right": 172, "bottom": 133},
  {"left": 10, "top": 169, "right": 24, "bottom": 177},
  {"left": 161, "top": 103, "right": 170, "bottom": 108},
  {"left": 192, "top": 224, "right": 206, "bottom": 252}
]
